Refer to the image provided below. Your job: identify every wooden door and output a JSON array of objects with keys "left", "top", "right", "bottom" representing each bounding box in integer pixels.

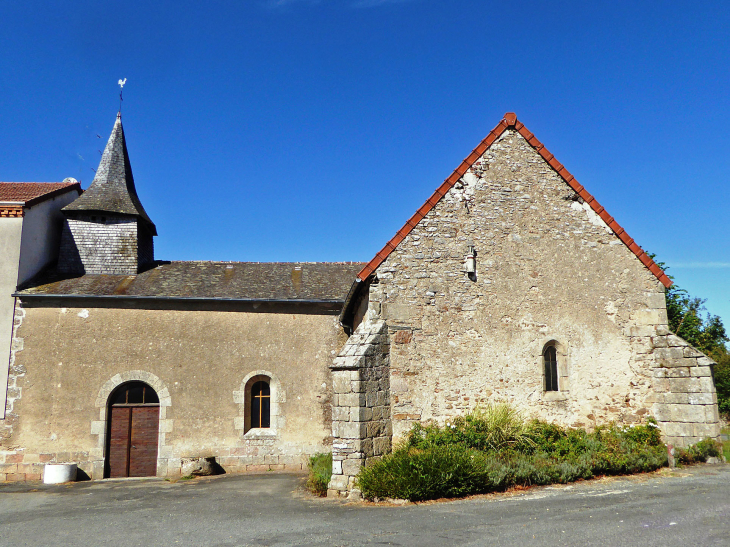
[{"left": 108, "top": 404, "right": 159, "bottom": 478}]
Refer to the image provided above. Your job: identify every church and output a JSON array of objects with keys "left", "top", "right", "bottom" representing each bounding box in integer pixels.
[{"left": 0, "top": 112, "right": 721, "bottom": 495}]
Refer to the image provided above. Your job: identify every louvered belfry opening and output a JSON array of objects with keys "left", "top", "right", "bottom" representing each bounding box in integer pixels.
[{"left": 105, "top": 381, "right": 160, "bottom": 478}]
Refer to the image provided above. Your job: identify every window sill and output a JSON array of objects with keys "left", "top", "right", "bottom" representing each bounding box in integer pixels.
[
  {"left": 244, "top": 428, "right": 277, "bottom": 439},
  {"left": 543, "top": 391, "right": 568, "bottom": 402}
]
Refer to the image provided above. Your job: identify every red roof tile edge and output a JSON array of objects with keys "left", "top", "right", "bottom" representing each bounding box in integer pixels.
[{"left": 357, "top": 113, "right": 672, "bottom": 288}]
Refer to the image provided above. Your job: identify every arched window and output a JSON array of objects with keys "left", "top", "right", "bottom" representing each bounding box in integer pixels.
[
  {"left": 543, "top": 345, "right": 558, "bottom": 392},
  {"left": 250, "top": 380, "right": 271, "bottom": 429},
  {"left": 110, "top": 381, "right": 159, "bottom": 405}
]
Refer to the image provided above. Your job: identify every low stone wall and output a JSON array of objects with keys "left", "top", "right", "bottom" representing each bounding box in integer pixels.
[{"left": 328, "top": 321, "right": 391, "bottom": 498}]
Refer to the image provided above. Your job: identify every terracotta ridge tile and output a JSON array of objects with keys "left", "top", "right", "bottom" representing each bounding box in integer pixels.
[{"left": 358, "top": 112, "right": 672, "bottom": 289}]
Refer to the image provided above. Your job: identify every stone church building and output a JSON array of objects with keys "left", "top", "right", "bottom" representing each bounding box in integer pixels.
[{"left": 0, "top": 112, "right": 721, "bottom": 493}]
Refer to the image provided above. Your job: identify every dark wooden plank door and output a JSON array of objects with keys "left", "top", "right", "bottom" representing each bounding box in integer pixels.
[
  {"left": 108, "top": 405, "right": 159, "bottom": 478},
  {"left": 128, "top": 406, "right": 159, "bottom": 477},
  {"left": 108, "top": 406, "right": 132, "bottom": 478}
]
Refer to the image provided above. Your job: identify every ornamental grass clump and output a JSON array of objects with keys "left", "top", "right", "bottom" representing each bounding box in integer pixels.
[
  {"left": 357, "top": 406, "right": 670, "bottom": 502},
  {"left": 306, "top": 452, "right": 333, "bottom": 497}
]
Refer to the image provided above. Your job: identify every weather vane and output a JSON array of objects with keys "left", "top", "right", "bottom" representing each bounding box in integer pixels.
[{"left": 118, "top": 78, "right": 127, "bottom": 114}]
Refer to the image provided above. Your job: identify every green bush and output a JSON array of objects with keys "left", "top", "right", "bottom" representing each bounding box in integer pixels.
[
  {"left": 357, "top": 408, "right": 669, "bottom": 502},
  {"left": 676, "top": 438, "right": 723, "bottom": 465},
  {"left": 407, "top": 404, "right": 535, "bottom": 452},
  {"left": 306, "top": 453, "right": 332, "bottom": 497}
]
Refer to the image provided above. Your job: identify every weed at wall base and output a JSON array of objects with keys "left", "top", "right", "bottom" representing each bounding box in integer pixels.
[{"left": 306, "top": 453, "right": 332, "bottom": 497}]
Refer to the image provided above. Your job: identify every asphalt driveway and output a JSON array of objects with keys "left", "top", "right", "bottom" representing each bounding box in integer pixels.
[{"left": 1, "top": 464, "right": 729, "bottom": 546}]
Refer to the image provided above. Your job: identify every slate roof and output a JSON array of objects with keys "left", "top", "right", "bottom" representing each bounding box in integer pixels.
[
  {"left": 0, "top": 182, "right": 81, "bottom": 206},
  {"left": 17, "top": 261, "right": 366, "bottom": 302},
  {"left": 63, "top": 114, "right": 157, "bottom": 235},
  {"left": 357, "top": 113, "right": 672, "bottom": 288}
]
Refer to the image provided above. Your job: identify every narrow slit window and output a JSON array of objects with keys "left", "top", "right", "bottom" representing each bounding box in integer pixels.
[
  {"left": 544, "top": 346, "right": 558, "bottom": 391},
  {"left": 250, "top": 381, "right": 271, "bottom": 428}
]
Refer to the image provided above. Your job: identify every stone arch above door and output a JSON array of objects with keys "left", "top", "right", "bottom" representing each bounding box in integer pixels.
[{"left": 89, "top": 370, "right": 173, "bottom": 478}]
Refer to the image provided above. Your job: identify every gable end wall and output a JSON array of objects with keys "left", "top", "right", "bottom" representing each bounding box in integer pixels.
[{"left": 362, "top": 129, "right": 718, "bottom": 446}]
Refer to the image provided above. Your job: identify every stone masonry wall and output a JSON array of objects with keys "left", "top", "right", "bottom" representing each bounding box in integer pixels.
[
  {"left": 59, "top": 215, "right": 140, "bottom": 275},
  {"left": 649, "top": 334, "right": 720, "bottom": 447},
  {"left": 2, "top": 305, "right": 341, "bottom": 482},
  {"left": 0, "top": 301, "right": 32, "bottom": 481},
  {"left": 328, "top": 320, "right": 391, "bottom": 498},
  {"left": 364, "top": 128, "right": 720, "bottom": 447}
]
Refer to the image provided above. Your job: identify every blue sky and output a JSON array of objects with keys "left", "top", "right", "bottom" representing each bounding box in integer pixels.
[{"left": 2, "top": 0, "right": 729, "bottom": 327}]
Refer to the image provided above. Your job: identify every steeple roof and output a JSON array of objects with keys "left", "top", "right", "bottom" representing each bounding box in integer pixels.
[{"left": 63, "top": 114, "right": 157, "bottom": 235}]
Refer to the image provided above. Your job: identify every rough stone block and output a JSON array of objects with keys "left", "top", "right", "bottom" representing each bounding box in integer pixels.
[
  {"left": 706, "top": 405, "right": 720, "bottom": 423},
  {"left": 4, "top": 453, "right": 23, "bottom": 464},
  {"left": 694, "top": 422, "right": 720, "bottom": 439},
  {"left": 698, "top": 377, "right": 714, "bottom": 393},
  {"left": 342, "top": 458, "right": 363, "bottom": 476},
  {"left": 670, "top": 404, "right": 707, "bottom": 423},
  {"left": 697, "top": 356, "right": 715, "bottom": 367},
  {"left": 332, "top": 374, "right": 352, "bottom": 394},
  {"left": 667, "top": 368, "right": 690, "bottom": 378},
  {"left": 328, "top": 475, "right": 349, "bottom": 491},
  {"left": 632, "top": 337, "right": 653, "bottom": 354},
  {"left": 683, "top": 347, "right": 704, "bottom": 358},
  {"left": 17, "top": 463, "right": 44, "bottom": 474},
  {"left": 633, "top": 310, "right": 664, "bottom": 326},
  {"left": 687, "top": 393, "right": 714, "bottom": 405},
  {"left": 645, "top": 292, "right": 667, "bottom": 309},
  {"left": 662, "top": 393, "right": 689, "bottom": 405},
  {"left": 337, "top": 393, "right": 366, "bottom": 408},
  {"left": 246, "top": 464, "right": 271, "bottom": 472},
  {"left": 332, "top": 407, "right": 350, "bottom": 422},
  {"left": 690, "top": 366, "right": 712, "bottom": 377},
  {"left": 373, "top": 437, "right": 390, "bottom": 456},
  {"left": 630, "top": 325, "right": 656, "bottom": 337},
  {"left": 654, "top": 347, "right": 686, "bottom": 362},
  {"left": 652, "top": 404, "right": 671, "bottom": 422},
  {"left": 353, "top": 407, "right": 373, "bottom": 422},
  {"left": 338, "top": 422, "right": 366, "bottom": 439}
]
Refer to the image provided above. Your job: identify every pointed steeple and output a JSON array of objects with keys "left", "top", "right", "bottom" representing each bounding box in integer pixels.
[
  {"left": 58, "top": 114, "right": 156, "bottom": 275},
  {"left": 63, "top": 113, "right": 156, "bottom": 235}
]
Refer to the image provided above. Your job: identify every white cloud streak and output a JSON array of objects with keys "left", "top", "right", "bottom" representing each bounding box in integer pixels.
[
  {"left": 265, "top": 0, "right": 417, "bottom": 8},
  {"left": 669, "top": 262, "right": 730, "bottom": 269},
  {"left": 351, "top": 0, "right": 418, "bottom": 7}
]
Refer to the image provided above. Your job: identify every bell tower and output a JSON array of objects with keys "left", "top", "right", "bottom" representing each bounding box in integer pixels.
[{"left": 59, "top": 113, "right": 157, "bottom": 275}]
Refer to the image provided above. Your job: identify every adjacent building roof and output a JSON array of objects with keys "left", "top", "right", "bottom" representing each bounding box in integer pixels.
[
  {"left": 357, "top": 113, "right": 672, "bottom": 288},
  {"left": 17, "top": 261, "right": 366, "bottom": 303},
  {"left": 0, "top": 182, "right": 81, "bottom": 218},
  {"left": 63, "top": 114, "right": 157, "bottom": 235},
  {"left": 0, "top": 182, "right": 81, "bottom": 204}
]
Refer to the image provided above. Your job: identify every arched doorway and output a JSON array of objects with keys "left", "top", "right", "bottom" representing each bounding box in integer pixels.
[{"left": 105, "top": 381, "right": 160, "bottom": 478}]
